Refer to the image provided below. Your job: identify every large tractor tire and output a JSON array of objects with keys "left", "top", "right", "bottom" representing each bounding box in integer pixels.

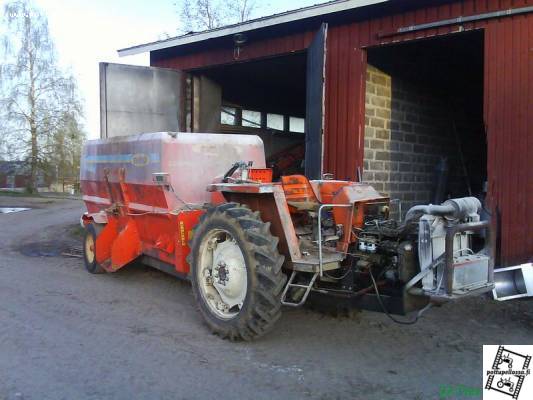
[
  {"left": 188, "top": 203, "right": 286, "bottom": 341},
  {"left": 83, "top": 223, "right": 106, "bottom": 274}
]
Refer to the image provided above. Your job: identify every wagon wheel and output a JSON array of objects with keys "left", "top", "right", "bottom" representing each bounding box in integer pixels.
[{"left": 83, "top": 223, "right": 106, "bottom": 274}]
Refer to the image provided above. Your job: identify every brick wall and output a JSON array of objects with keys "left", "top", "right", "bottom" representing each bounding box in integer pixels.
[{"left": 364, "top": 65, "right": 460, "bottom": 216}]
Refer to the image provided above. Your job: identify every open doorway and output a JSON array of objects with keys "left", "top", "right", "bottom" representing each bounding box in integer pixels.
[
  {"left": 191, "top": 52, "right": 307, "bottom": 179},
  {"left": 186, "top": 23, "right": 327, "bottom": 180},
  {"left": 364, "top": 30, "right": 486, "bottom": 217}
]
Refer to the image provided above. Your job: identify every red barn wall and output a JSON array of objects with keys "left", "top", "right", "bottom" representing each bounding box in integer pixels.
[
  {"left": 152, "top": 30, "right": 315, "bottom": 69},
  {"left": 323, "top": 0, "right": 532, "bottom": 265}
]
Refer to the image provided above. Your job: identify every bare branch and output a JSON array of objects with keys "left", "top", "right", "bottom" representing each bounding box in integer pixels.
[{"left": 175, "top": 0, "right": 260, "bottom": 33}]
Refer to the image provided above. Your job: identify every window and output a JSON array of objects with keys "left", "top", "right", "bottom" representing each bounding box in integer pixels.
[
  {"left": 267, "top": 113, "right": 284, "bottom": 131},
  {"left": 242, "top": 110, "right": 261, "bottom": 128},
  {"left": 289, "top": 117, "right": 305, "bottom": 133},
  {"left": 221, "top": 106, "right": 305, "bottom": 134},
  {"left": 221, "top": 107, "right": 236, "bottom": 125}
]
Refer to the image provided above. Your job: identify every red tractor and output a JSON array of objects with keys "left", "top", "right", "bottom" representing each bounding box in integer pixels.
[{"left": 80, "top": 132, "right": 493, "bottom": 340}]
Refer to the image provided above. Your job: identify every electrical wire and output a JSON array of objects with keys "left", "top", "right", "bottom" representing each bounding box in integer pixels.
[
  {"left": 323, "top": 268, "right": 352, "bottom": 281},
  {"left": 313, "top": 282, "right": 382, "bottom": 297},
  {"left": 126, "top": 190, "right": 194, "bottom": 216},
  {"left": 126, "top": 210, "right": 170, "bottom": 216},
  {"left": 368, "top": 265, "right": 433, "bottom": 325},
  {"left": 168, "top": 183, "right": 193, "bottom": 210},
  {"left": 312, "top": 228, "right": 440, "bottom": 325},
  {"left": 311, "top": 220, "right": 437, "bottom": 324},
  {"left": 453, "top": 248, "right": 474, "bottom": 256}
]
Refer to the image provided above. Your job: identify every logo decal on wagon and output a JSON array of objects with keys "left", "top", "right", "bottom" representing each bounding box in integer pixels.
[{"left": 131, "top": 153, "right": 150, "bottom": 167}]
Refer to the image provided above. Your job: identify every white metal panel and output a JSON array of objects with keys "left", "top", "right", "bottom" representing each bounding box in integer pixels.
[{"left": 100, "top": 63, "right": 184, "bottom": 138}]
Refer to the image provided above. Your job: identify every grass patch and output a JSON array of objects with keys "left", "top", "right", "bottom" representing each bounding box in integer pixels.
[{"left": 0, "top": 190, "right": 41, "bottom": 198}]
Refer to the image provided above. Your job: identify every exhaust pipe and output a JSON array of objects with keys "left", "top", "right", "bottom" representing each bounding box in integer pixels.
[{"left": 404, "top": 197, "right": 481, "bottom": 222}]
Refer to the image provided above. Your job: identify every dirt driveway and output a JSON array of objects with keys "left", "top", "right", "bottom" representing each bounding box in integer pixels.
[{"left": 0, "top": 196, "right": 531, "bottom": 400}]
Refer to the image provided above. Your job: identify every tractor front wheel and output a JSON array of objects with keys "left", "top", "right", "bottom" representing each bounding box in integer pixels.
[{"left": 189, "top": 203, "right": 286, "bottom": 340}]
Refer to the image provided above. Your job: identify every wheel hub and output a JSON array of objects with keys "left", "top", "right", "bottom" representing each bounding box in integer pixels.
[
  {"left": 197, "top": 229, "right": 248, "bottom": 319},
  {"left": 214, "top": 262, "right": 229, "bottom": 286},
  {"left": 85, "top": 233, "right": 95, "bottom": 264},
  {"left": 212, "top": 240, "right": 247, "bottom": 309}
]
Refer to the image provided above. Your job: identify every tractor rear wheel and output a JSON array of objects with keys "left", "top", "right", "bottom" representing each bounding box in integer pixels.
[
  {"left": 83, "top": 223, "right": 105, "bottom": 274},
  {"left": 189, "top": 203, "right": 286, "bottom": 340}
]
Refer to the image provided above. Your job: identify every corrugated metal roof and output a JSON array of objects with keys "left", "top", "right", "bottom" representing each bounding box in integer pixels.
[{"left": 118, "top": 0, "right": 388, "bottom": 57}]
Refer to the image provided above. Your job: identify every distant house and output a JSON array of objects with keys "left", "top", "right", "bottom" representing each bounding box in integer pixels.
[{"left": 0, "top": 161, "right": 46, "bottom": 189}]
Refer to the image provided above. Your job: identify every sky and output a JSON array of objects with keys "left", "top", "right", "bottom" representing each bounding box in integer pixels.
[{"left": 3, "top": 0, "right": 329, "bottom": 139}]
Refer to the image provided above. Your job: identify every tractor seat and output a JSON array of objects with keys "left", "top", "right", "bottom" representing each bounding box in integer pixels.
[{"left": 281, "top": 175, "right": 321, "bottom": 211}]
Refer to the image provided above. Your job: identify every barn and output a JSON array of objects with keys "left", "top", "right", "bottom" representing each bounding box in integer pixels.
[{"left": 114, "top": 0, "right": 533, "bottom": 267}]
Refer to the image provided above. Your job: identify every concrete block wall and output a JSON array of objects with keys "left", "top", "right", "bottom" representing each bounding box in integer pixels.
[{"left": 364, "top": 65, "right": 459, "bottom": 216}]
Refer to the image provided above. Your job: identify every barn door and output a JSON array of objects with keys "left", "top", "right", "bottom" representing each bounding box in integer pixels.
[
  {"left": 191, "top": 75, "right": 222, "bottom": 133},
  {"left": 305, "top": 23, "right": 328, "bottom": 180},
  {"left": 99, "top": 63, "right": 185, "bottom": 138}
]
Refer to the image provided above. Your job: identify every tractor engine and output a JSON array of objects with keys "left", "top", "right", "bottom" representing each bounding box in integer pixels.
[
  {"left": 303, "top": 199, "right": 416, "bottom": 300},
  {"left": 352, "top": 206, "right": 416, "bottom": 284},
  {"left": 293, "top": 192, "right": 492, "bottom": 314}
]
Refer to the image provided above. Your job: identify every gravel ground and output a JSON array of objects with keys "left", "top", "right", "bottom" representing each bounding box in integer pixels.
[{"left": 0, "top": 196, "right": 531, "bottom": 400}]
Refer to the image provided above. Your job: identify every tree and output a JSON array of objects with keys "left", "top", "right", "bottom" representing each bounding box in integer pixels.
[
  {"left": 45, "top": 111, "right": 85, "bottom": 184},
  {"left": 176, "top": 0, "right": 259, "bottom": 32},
  {"left": 0, "top": 0, "right": 83, "bottom": 192},
  {"left": 227, "top": 0, "right": 257, "bottom": 24}
]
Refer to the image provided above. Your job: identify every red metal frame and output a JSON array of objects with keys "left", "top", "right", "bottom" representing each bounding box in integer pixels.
[{"left": 83, "top": 167, "right": 205, "bottom": 274}]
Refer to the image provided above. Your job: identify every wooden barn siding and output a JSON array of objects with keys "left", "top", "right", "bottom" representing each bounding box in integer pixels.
[
  {"left": 483, "top": 10, "right": 533, "bottom": 265},
  {"left": 151, "top": 30, "right": 316, "bottom": 70},
  {"left": 324, "top": 0, "right": 532, "bottom": 265},
  {"left": 151, "top": 1, "right": 532, "bottom": 265}
]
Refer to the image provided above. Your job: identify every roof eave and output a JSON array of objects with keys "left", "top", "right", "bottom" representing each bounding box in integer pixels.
[{"left": 117, "top": 0, "right": 387, "bottom": 57}]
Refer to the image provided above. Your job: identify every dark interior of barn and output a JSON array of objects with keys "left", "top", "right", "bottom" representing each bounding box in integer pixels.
[
  {"left": 365, "top": 30, "right": 486, "bottom": 213},
  {"left": 191, "top": 53, "right": 307, "bottom": 177}
]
